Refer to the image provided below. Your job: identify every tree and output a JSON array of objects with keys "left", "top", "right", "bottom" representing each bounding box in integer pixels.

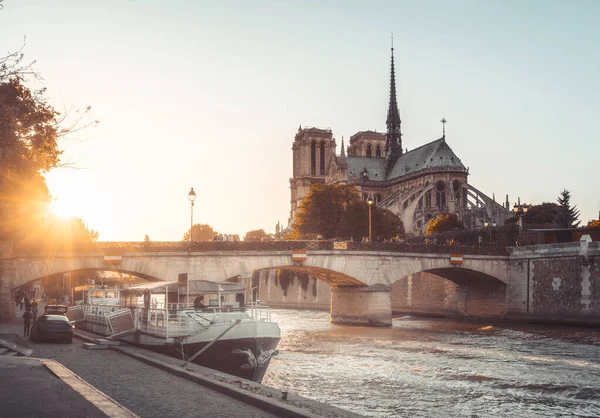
[
  {"left": 183, "top": 223, "right": 216, "bottom": 241},
  {"left": 0, "top": 78, "right": 61, "bottom": 202},
  {"left": 244, "top": 229, "right": 273, "bottom": 242},
  {"left": 425, "top": 213, "right": 462, "bottom": 235},
  {"left": 506, "top": 202, "right": 562, "bottom": 227},
  {"left": 336, "top": 201, "right": 404, "bottom": 240},
  {"left": 291, "top": 184, "right": 361, "bottom": 239},
  {"left": 556, "top": 189, "right": 580, "bottom": 228}
]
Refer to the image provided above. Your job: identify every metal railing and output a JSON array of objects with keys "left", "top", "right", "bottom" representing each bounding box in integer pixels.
[{"left": 79, "top": 303, "right": 274, "bottom": 340}]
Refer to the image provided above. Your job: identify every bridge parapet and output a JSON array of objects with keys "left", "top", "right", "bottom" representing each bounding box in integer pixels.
[
  {"left": 509, "top": 241, "right": 600, "bottom": 259},
  {"left": 11, "top": 240, "right": 510, "bottom": 257}
]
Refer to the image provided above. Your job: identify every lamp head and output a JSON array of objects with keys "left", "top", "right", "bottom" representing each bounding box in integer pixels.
[
  {"left": 188, "top": 187, "right": 196, "bottom": 202},
  {"left": 512, "top": 204, "right": 518, "bottom": 214},
  {"left": 523, "top": 204, "right": 528, "bottom": 214},
  {"left": 484, "top": 219, "right": 489, "bottom": 228},
  {"left": 366, "top": 196, "right": 374, "bottom": 206}
]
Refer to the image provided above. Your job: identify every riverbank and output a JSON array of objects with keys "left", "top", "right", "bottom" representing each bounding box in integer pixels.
[{"left": 0, "top": 304, "right": 363, "bottom": 418}]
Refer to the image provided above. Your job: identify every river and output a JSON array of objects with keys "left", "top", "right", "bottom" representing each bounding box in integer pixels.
[{"left": 262, "top": 309, "right": 600, "bottom": 417}]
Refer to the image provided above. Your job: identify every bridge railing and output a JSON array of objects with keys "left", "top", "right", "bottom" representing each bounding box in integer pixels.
[{"left": 11, "top": 239, "right": 510, "bottom": 256}]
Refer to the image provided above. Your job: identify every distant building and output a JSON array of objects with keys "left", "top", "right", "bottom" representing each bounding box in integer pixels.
[{"left": 289, "top": 46, "right": 510, "bottom": 235}]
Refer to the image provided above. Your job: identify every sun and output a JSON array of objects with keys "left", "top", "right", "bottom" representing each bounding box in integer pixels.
[{"left": 49, "top": 198, "right": 80, "bottom": 219}]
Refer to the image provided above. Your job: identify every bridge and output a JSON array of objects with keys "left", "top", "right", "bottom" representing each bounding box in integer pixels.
[{"left": 1, "top": 240, "right": 598, "bottom": 325}]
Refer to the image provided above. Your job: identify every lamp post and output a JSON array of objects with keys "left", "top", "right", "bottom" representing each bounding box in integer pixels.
[
  {"left": 483, "top": 218, "right": 497, "bottom": 243},
  {"left": 187, "top": 188, "right": 196, "bottom": 306},
  {"left": 188, "top": 188, "right": 196, "bottom": 244},
  {"left": 366, "top": 195, "right": 374, "bottom": 242},
  {"left": 513, "top": 198, "right": 529, "bottom": 246}
]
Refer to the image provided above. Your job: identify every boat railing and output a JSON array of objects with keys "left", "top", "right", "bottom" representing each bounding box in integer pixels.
[
  {"left": 246, "top": 302, "right": 272, "bottom": 322},
  {"left": 81, "top": 303, "right": 274, "bottom": 339},
  {"left": 83, "top": 304, "right": 124, "bottom": 325}
]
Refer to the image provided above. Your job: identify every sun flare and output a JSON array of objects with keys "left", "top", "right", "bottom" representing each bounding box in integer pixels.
[{"left": 49, "top": 198, "right": 80, "bottom": 219}]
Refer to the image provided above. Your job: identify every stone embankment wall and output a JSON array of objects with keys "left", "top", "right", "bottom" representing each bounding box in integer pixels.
[{"left": 508, "top": 241, "right": 600, "bottom": 321}]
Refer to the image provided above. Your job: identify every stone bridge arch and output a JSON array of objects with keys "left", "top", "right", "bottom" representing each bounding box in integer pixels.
[
  {"left": 4, "top": 249, "right": 509, "bottom": 326},
  {"left": 7, "top": 250, "right": 508, "bottom": 292},
  {"left": 389, "top": 266, "right": 508, "bottom": 318}
]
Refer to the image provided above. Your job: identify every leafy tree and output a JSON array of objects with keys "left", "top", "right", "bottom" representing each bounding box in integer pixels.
[
  {"left": 0, "top": 78, "right": 97, "bottom": 243},
  {"left": 556, "top": 189, "right": 580, "bottom": 228},
  {"left": 505, "top": 202, "right": 562, "bottom": 227},
  {"left": 291, "top": 184, "right": 361, "bottom": 239},
  {"left": 0, "top": 78, "right": 61, "bottom": 205},
  {"left": 336, "top": 201, "right": 404, "bottom": 240},
  {"left": 183, "top": 223, "right": 217, "bottom": 241},
  {"left": 244, "top": 229, "right": 273, "bottom": 242},
  {"left": 425, "top": 213, "right": 462, "bottom": 235},
  {"left": 144, "top": 234, "right": 151, "bottom": 243},
  {"left": 375, "top": 207, "right": 405, "bottom": 239}
]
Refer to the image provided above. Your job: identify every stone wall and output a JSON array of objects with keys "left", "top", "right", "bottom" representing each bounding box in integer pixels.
[
  {"left": 528, "top": 255, "right": 600, "bottom": 317},
  {"left": 391, "top": 272, "right": 506, "bottom": 317},
  {"left": 508, "top": 241, "right": 600, "bottom": 320},
  {"left": 258, "top": 270, "right": 331, "bottom": 310}
]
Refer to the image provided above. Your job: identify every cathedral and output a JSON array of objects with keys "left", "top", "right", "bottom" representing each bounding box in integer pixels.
[{"left": 289, "top": 46, "right": 510, "bottom": 236}]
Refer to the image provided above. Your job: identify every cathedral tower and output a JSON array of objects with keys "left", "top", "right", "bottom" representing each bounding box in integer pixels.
[{"left": 289, "top": 126, "right": 335, "bottom": 220}]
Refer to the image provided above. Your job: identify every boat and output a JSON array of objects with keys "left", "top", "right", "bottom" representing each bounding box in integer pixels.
[{"left": 68, "top": 280, "right": 281, "bottom": 383}]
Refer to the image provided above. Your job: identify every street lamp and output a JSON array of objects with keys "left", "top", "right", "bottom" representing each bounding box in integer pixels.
[
  {"left": 483, "top": 218, "right": 497, "bottom": 243},
  {"left": 366, "top": 195, "right": 374, "bottom": 242},
  {"left": 188, "top": 187, "right": 196, "bottom": 244},
  {"left": 513, "top": 198, "right": 529, "bottom": 246}
]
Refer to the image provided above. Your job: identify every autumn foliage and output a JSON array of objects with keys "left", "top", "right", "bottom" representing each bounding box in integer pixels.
[{"left": 425, "top": 213, "right": 462, "bottom": 235}]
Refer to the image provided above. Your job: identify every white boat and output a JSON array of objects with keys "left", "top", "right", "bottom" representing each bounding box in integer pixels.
[{"left": 68, "top": 281, "right": 280, "bottom": 383}]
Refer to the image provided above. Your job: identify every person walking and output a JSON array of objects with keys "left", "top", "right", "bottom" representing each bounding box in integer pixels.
[
  {"left": 23, "top": 310, "right": 33, "bottom": 337},
  {"left": 19, "top": 296, "right": 24, "bottom": 311},
  {"left": 31, "top": 300, "right": 38, "bottom": 320}
]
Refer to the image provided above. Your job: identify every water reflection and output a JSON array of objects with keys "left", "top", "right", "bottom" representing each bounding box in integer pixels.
[{"left": 263, "top": 310, "right": 600, "bottom": 417}]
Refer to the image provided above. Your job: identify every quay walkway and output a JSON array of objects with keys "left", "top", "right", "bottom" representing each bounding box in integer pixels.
[{"left": 1, "top": 305, "right": 362, "bottom": 418}]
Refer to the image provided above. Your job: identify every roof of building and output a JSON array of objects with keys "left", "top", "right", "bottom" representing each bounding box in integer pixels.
[
  {"left": 346, "top": 156, "right": 386, "bottom": 181},
  {"left": 387, "top": 137, "right": 466, "bottom": 179},
  {"left": 343, "top": 137, "right": 466, "bottom": 182}
]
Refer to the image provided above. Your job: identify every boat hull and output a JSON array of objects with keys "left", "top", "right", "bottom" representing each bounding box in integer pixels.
[
  {"left": 149, "top": 336, "right": 280, "bottom": 382},
  {"left": 76, "top": 318, "right": 280, "bottom": 383}
]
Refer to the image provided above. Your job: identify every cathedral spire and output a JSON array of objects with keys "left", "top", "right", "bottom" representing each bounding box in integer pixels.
[
  {"left": 385, "top": 34, "right": 402, "bottom": 174},
  {"left": 340, "top": 137, "right": 346, "bottom": 157}
]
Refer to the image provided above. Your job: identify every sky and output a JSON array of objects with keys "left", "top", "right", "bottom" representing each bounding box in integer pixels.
[{"left": 1, "top": 0, "right": 599, "bottom": 241}]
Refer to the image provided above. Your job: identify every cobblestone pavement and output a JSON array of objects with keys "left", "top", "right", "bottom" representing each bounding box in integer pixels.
[{"left": 30, "top": 340, "right": 279, "bottom": 418}]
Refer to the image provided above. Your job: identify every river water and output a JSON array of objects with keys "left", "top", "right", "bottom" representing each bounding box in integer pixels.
[{"left": 262, "top": 309, "right": 600, "bottom": 417}]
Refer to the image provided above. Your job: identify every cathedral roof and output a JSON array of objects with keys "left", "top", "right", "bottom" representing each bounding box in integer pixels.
[
  {"left": 343, "top": 137, "right": 466, "bottom": 183},
  {"left": 387, "top": 137, "right": 466, "bottom": 179},
  {"left": 346, "top": 156, "right": 386, "bottom": 181}
]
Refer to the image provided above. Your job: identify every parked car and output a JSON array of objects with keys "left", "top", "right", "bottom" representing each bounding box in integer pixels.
[
  {"left": 44, "top": 305, "right": 68, "bottom": 316},
  {"left": 30, "top": 315, "right": 74, "bottom": 343}
]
